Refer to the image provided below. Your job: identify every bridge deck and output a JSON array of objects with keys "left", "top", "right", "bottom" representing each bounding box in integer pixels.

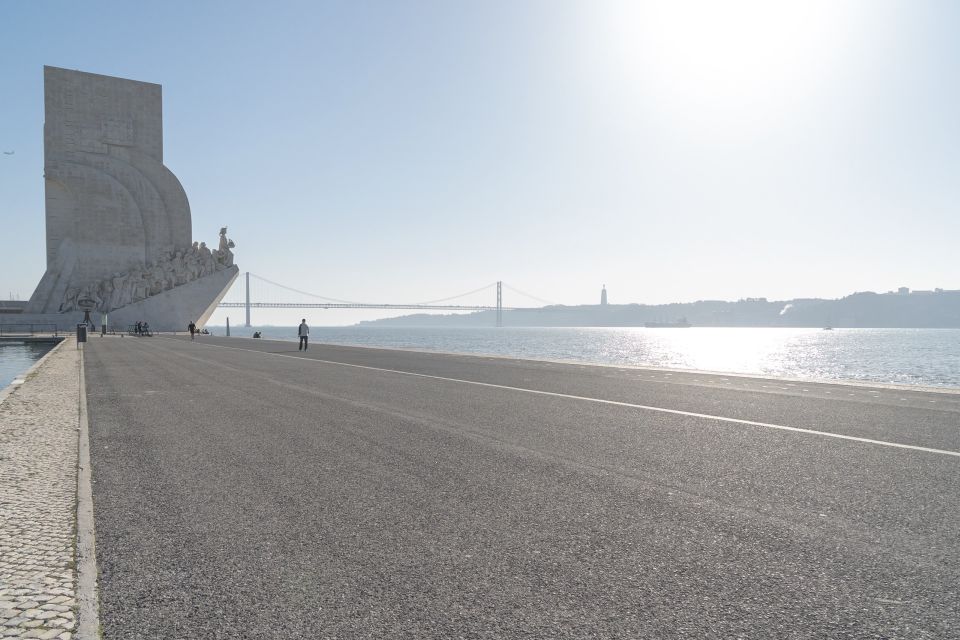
[{"left": 83, "top": 335, "right": 960, "bottom": 638}]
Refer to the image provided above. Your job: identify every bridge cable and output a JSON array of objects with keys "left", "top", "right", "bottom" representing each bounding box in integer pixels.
[
  {"left": 249, "top": 274, "right": 500, "bottom": 308},
  {"left": 502, "top": 282, "right": 555, "bottom": 306},
  {"left": 249, "top": 273, "right": 363, "bottom": 305},
  {"left": 414, "top": 282, "right": 498, "bottom": 306}
]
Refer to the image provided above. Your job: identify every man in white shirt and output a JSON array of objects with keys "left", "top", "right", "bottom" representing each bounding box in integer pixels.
[{"left": 298, "top": 319, "right": 309, "bottom": 351}]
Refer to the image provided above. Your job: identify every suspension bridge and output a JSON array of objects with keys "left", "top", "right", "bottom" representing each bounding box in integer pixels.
[{"left": 217, "top": 272, "right": 553, "bottom": 327}]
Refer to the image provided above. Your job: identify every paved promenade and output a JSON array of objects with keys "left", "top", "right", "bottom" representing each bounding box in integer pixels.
[
  {"left": 85, "top": 336, "right": 960, "bottom": 638},
  {"left": 0, "top": 341, "right": 77, "bottom": 639}
]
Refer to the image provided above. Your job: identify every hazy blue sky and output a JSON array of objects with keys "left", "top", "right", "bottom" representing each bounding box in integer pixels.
[{"left": 2, "top": 1, "right": 958, "bottom": 325}]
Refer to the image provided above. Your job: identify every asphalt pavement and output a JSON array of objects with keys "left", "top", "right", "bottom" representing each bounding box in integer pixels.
[{"left": 83, "top": 335, "right": 960, "bottom": 639}]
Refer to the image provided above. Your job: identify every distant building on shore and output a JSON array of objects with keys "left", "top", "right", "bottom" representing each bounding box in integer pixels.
[{"left": 601, "top": 285, "right": 608, "bottom": 306}]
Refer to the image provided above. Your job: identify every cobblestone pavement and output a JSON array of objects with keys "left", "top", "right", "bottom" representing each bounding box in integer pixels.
[{"left": 0, "top": 340, "right": 78, "bottom": 639}]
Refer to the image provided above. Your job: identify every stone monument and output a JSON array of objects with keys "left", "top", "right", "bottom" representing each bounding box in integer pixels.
[{"left": 22, "top": 66, "right": 237, "bottom": 330}]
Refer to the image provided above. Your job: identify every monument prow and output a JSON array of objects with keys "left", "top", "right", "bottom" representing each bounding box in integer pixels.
[{"left": 23, "top": 66, "right": 236, "bottom": 330}]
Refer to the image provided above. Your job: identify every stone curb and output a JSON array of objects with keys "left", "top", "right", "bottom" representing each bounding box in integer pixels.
[{"left": 75, "top": 348, "right": 100, "bottom": 640}]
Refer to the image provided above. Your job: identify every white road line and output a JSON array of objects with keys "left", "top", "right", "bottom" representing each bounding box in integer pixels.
[{"left": 165, "top": 338, "right": 960, "bottom": 459}]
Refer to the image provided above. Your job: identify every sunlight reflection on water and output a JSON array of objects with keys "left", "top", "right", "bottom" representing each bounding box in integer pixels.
[{"left": 225, "top": 326, "right": 960, "bottom": 388}]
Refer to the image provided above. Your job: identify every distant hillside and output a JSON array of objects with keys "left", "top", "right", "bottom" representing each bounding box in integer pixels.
[{"left": 360, "top": 290, "right": 960, "bottom": 328}]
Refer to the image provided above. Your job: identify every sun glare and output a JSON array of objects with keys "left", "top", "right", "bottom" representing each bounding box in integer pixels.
[{"left": 593, "top": 0, "right": 861, "bottom": 128}]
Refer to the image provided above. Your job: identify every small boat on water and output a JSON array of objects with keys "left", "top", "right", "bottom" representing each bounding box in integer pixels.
[{"left": 645, "top": 317, "right": 691, "bottom": 328}]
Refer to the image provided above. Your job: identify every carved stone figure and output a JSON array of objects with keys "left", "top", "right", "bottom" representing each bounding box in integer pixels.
[
  {"left": 60, "top": 287, "right": 79, "bottom": 312},
  {"left": 50, "top": 228, "right": 235, "bottom": 320},
  {"left": 132, "top": 271, "right": 148, "bottom": 301},
  {"left": 172, "top": 251, "right": 188, "bottom": 286},
  {"left": 186, "top": 251, "right": 201, "bottom": 281},
  {"left": 151, "top": 263, "right": 166, "bottom": 295},
  {"left": 97, "top": 280, "right": 113, "bottom": 312},
  {"left": 162, "top": 260, "right": 176, "bottom": 291},
  {"left": 111, "top": 273, "right": 129, "bottom": 310},
  {"left": 120, "top": 275, "right": 135, "bottom": 307},
  {"left": 217, "top": 227, "right": 236, "bottom": 268},
  {"left": 199, "top": 242, "right": 214, "bottom": 276}
]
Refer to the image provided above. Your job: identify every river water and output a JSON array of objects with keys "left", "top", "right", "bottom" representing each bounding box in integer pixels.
[
  {"left": 208, "top": 326, "right": 960, "bottom": 389},
  {"left": 0, "top": 341, "right": 56, "bottom": 390}
]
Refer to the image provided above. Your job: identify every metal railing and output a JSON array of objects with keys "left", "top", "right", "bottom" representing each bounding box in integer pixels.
[{"left": 0, "top": 323, "right": 60, "bottom": 337}]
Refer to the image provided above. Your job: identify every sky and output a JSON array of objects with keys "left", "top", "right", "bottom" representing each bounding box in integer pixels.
[{"left": 1, "top": 0, "right": 958, "bottom": 326}]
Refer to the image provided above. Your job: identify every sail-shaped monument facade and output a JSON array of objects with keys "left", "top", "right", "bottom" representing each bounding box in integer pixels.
[{"left": 21, "top": 66, "right": 237, "bottom": 330}]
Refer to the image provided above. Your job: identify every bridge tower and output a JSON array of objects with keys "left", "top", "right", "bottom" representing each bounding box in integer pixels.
[
  {"left": 496, "top": 281, "right": 502, "bottom": 327},
  {"left": 245, "top": 272, "right": 251, "bottom": 327}
]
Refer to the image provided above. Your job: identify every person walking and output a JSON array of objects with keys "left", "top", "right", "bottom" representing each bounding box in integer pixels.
[
  {"left": 188, "top": 320, "right": 197, "bottom": 340},
  {"left": 298, "top": 318, "right": 309, "bottom": 351}
]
